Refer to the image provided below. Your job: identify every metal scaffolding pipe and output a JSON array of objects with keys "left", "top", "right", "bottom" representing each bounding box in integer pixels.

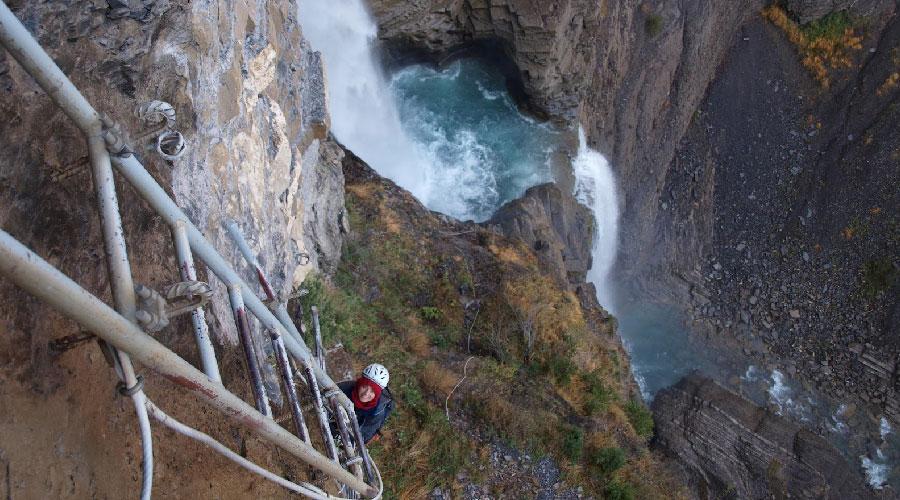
[
  {"left": 349, "top": 412, "right": 376, "bottom": 485},
  {"left": 0, "top": 1, "right": 156, "bottom": 494},
  {"left": 111, "top": 154, "right": 353, "bottom": 412},
  {"left": 302, "top": 361, "right": 341, "bottom": 465},
  {"left": 173, "top": 221, "right": 221, "bottom": 382},
  {"left": 87, "top": 131, "right": 155, "bottom": 500},
  {"left": 311, "top": 306, "right": 326, "bottom": 372},
  {"left": 145, "top": 400, "right": 331, "bottom": 499},
  {"left": 0, "top": 0, "right": 345, "bottom": 410},
  {"left": 0, "top": 1, "right": 98, "bottom": 132},
  {"left": 0, "top": 229, "right": 377, "bottom": 498},
  {"left": 224, "top": 220, "right": 310, "bottom": 441},
  {"left": 333, "top": 403, "right": 364, "bottom": 483},
  {"left": 227, "top": 284, "right": 272, "bottom": 417},
  {"left": 0, "top": 1, "right": 375, "bottom": 495},
  {"left": 270, "top": 329, "right": 311, "bottom": 443}
]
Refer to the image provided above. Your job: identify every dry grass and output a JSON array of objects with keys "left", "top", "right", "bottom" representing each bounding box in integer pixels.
[
  {"left": 620, "top": 452, "right": 693, "bottom": 499},
  {"left": 404, "top": 326, "right": 431, "bottom": 357},
  {"left": 763, "top": 6, "right": 863, "bottom": 88},
  {"left": 419, "top": 361, "right": 459, "bottom": 397},
  {"left": 487, "top": 242, "right": 530, "bottom": 266},
  {"left": 394, "top": 430, "right": 433, "bottom": 500},
  {"left": 876, "top": 72, "right": 899, "bottom": 96}
]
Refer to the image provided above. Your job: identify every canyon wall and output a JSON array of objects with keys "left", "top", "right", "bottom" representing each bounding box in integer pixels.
[{"left": 367, "top": 0, "right": 900, "bottom": 440}]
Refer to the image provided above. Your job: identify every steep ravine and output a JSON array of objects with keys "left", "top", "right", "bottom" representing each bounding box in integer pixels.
[
  {"left": 0, "top": 0, "right": 896, "bottom": 498},
  {"left": 367, "top": 0, "right": 900, "bottom": 496}
]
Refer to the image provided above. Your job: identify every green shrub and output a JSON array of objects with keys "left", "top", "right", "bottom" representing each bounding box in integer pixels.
[
  {"left": 583, "top": 370, "right": 614, "bottom": 414},
  {"left": 605, "top": 479, "right": 636, "bottom": 500},
  {"left": 862, "top": 258, "right": 897, "bottom": 298},
  {"left": 547, "top": 354, "right": 577, "bottom": 385},
  {"left": 801, "top": 10, "right": 853, "bottom": 41},
  {"left": 645, "top": 14, "right": 663, "bottom": 37},
  {"left": 561, "top": 426, "right": 584, "bottom": 462},
  {"left": 299, "top": 274, "right": 377, "bottom": 348},
  {"left": 420, "top": 306, "right": 442, "bottom": 321},
  {"left": 624, "top": 400, "right": 654, "bottom": 438},
  {"left": 399, "top": 380, "right": 429, "bottom": 421},
  {"left": 589, "top": 446, "right": 626, "bottom": 476}
]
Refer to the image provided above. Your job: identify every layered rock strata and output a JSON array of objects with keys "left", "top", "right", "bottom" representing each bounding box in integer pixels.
[{"left": 652, "top": 374, "right": 879, "bottom": 499}]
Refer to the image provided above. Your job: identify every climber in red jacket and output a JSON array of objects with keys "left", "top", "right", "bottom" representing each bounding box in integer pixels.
[{"left": 338, "top": 363, "right": 394, "bottom": 444}]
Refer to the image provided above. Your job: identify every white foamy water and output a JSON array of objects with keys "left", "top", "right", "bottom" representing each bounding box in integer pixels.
[
  {"left": 299, "top": 1, "right": 558, "bottom": 222},
  {"left": 862, "top": 449, "right": 890, "bottom": 489},
  {"left": 768, "top": 370, "right": 811, "bottom": 421},
  {"left": 297, "top": 0, "right": 432, "bottom": 202},
  {"left": 572, "top": 127, "right": 619, "bottom": 310},
  {"left": 881, "top": 417, "right": 893, "bottom": 440},
  {"left": 829, "top": 404, "right": 850, "bottom": 434}
]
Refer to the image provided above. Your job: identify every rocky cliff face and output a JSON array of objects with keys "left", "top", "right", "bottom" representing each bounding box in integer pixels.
[
  {"left": 652, "top": 374, "right": 880, "bottom": 499},
  {"left": 0, "top": 0, "right": 345, "bottom": 496},
  {"left": 367, "top": 0, "right": 765, "bottom": 283},
  {"left": 671, "top": 9, "right": 900, "bottom": 425}
]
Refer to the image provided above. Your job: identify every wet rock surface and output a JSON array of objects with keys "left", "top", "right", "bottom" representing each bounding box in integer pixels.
[{"left": 652, "top": 373, "right": 884, "bottom": 499}]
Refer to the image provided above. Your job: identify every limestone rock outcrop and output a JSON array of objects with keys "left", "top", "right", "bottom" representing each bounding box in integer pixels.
[
  {"left": 488, "top": 183, "right": 593, "bottom": 288},
  {"left": 652, "top": 374, "right": 878, "bottom": 500}
]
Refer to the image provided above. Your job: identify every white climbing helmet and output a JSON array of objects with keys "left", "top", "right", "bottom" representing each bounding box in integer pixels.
[{"left": 362, "top": 363, "right": 389, "bottom": 388}]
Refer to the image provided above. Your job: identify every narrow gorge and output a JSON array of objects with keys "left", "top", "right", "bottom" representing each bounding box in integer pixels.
[{"left": 0, "top": 0, "right": 897, "bottom": 499}]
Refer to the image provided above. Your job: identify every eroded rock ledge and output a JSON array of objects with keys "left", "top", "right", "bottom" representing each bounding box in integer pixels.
[{"left": 652, "top": 374, "right": 880, "bottom": 500}]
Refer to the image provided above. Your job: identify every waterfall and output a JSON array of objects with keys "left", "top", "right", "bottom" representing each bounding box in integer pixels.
[
  {"left": 571, "top": 127, "right": 620, "bottom": 311},
  {"left": 297, "top": 0, "right": 432, "bottom": 202},
  {"left": 297, "top": 0, "right": 557, "bottom": 222}
]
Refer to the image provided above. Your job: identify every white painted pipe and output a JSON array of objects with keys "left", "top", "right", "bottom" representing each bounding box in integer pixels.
[
  {"left": 145, "top": 401, "right": 334, "bottom": 499},
  {"left": 87, "top": 131, "right": 155, "bottom": 500},
  {"left": 0, "top": 1, "right": 370, "bottom": 493},
  {"left": 227, "top": 283, "right": 273, "bottom": 417},
  {"left": 0, "top": 4, "right": 156, "bottom": 497},
  {"left": 173, "top": 221, "right": 221, "bottom": 382},
  {"left": 0, "top": 229, "right": 377, "bottom": 498},
  {"left": 0, "top": 1, "right": 98, "bottom": 132}
]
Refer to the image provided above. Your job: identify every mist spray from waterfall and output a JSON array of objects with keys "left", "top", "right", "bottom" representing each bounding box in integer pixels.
[
  {"left": 297, "top": 0, "right": 431, "bottom": 201},
  {"left": 572, "top": 127, "right": 620, "bottom": 312}
]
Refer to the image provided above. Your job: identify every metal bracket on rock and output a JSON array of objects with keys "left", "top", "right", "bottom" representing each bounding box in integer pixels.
[
  {"left": 165, "top": 280, "right": 213, "bottom": 316},
  {"left": 134, "top": 281, "right": 212, "bottom": 333},
  {"left": 133, "top": 100, "right": 187, "bottom": 161},
  {"left": 135, "top": 100, "right": 176, "bottom": 129},
  {"left": 100, "top": 114, "right": 134, "bottom": 158}
]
